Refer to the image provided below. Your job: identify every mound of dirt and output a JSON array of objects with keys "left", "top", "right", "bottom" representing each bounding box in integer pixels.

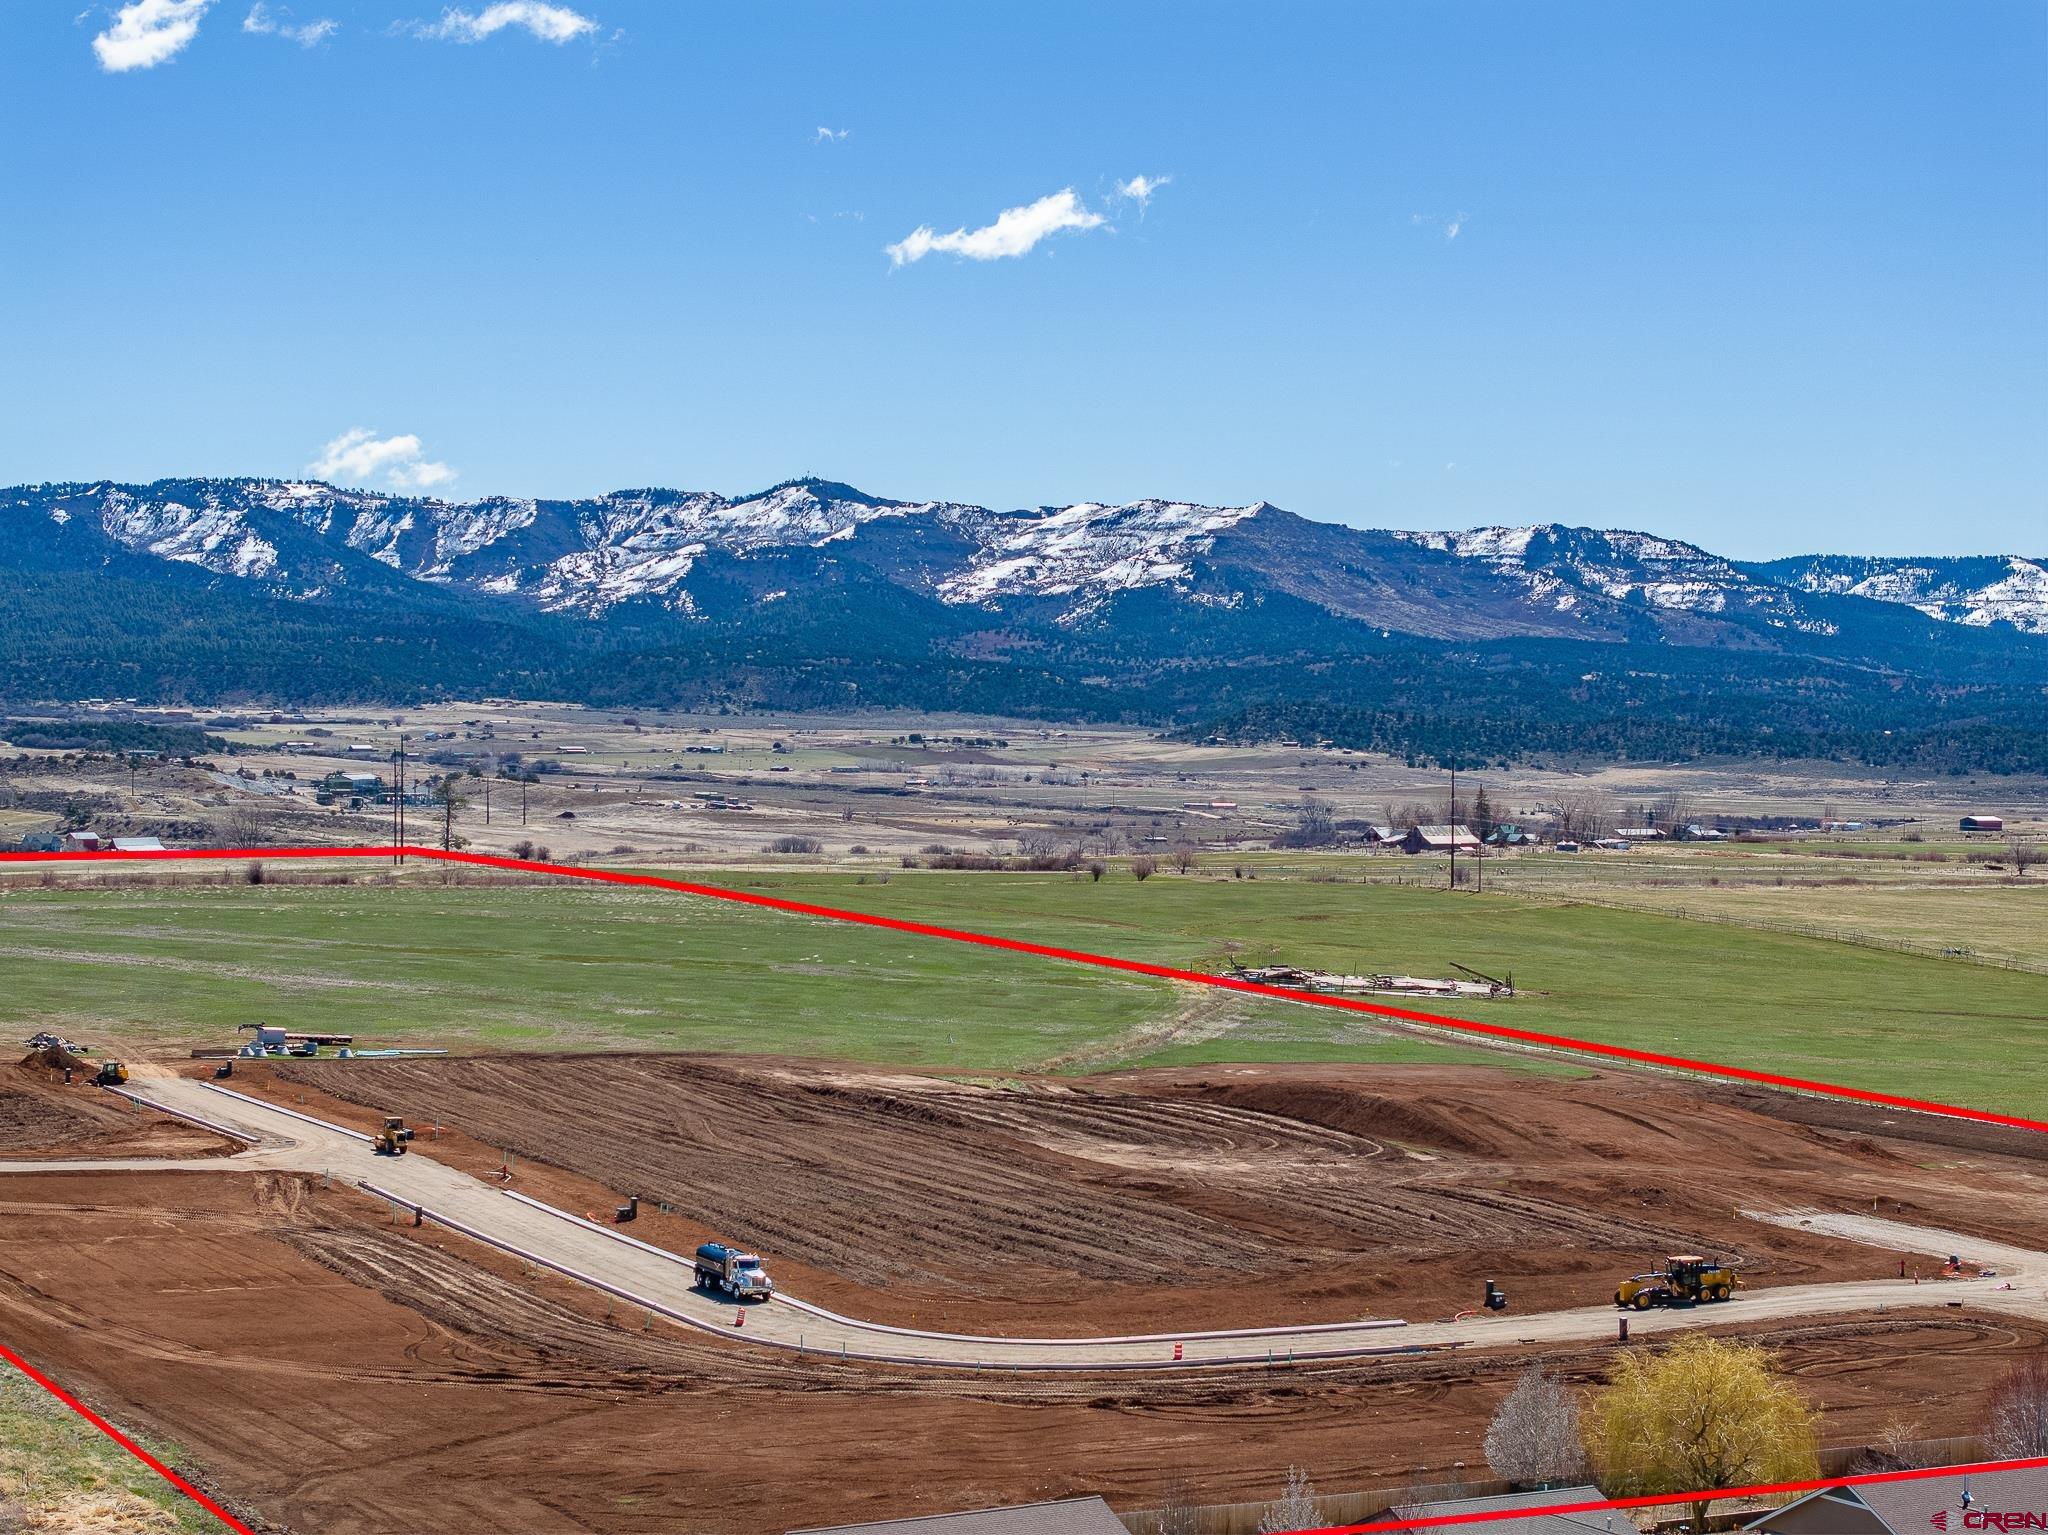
[{"left": 1175, "top": 1079, "right": 1500, "bottom": 1157}]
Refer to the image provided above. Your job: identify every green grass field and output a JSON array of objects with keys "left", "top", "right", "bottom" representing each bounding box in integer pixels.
[
  {"left": 0, "top": 1368, "right": 220, "bottom": 1533},
  {"left": 3, "top": 865, "right": 2044, "bottom": 1114}
]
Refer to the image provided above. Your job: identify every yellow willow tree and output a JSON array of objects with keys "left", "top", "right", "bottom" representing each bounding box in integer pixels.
[{"left": 1585, "top": 1335, "right": 1820, "bottom": 1533}]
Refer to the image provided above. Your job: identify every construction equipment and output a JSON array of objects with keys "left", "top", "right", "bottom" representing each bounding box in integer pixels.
[
  {"left": 91, "top": 1060, "right": 129, "bottom": 1087},
  {"left": 1482, "top": 1279, "right": 1509, "bottom": 1312},
  {"left": 374, "top": 1116, "right": 416, "bottom": 1156},
  {"left": 1615, "top": 1254, "right": 1741, "bottom": 1311},
  {"left": 694, "top": 1242, "right": 774, "bottom": 1301}
]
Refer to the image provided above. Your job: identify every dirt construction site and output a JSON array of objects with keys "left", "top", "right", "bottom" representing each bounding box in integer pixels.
[{"left": 7, "top": 1047, "right": 2048, "bottom": 1533}]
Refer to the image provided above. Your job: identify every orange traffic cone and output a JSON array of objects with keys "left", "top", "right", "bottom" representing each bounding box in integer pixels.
[
  {"left": 1172, "top": 1341, "right": 1183, "bottom": 1361},
  {"left": 734, "top": 1307, "right": 745, "bottom": 1328}
]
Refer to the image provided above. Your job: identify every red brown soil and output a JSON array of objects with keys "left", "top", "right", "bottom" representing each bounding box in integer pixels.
[
  {"left": 0, "top": 1166, "right": 2038, "bottom": 1535},
  {"left": 253, "top": 1053, "right": 2048, "bottom": 1333},
  {"left": 1, "top": 1060, "right": 232, "bottom": 1160}
]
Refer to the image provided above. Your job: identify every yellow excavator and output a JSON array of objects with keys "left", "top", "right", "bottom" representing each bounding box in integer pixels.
[
  {"left": 374, "top": 1116, "right": 416, "bottom": 1156},
  {"left": 1615, "top": 1254, "right": 1741, "bottom": 1310}
]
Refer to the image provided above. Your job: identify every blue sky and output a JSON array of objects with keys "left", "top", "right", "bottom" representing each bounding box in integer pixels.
[{"left": 2, "top": 1, "right": 2042, "bottom": 556}]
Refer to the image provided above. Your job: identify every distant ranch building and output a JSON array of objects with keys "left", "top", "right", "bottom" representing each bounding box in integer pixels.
[
  {"left": 1399, "top": 824, "right": 1481, "bottom": 855},
  {"left": 1960, "top": 814, "right": 2005, "bottom": 832}
]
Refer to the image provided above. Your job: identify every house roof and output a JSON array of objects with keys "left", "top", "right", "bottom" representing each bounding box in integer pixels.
[
  {"left": 1410, "top": 824, "right": 1480, "bottom": 843},
  {"left": 1744, "top": 1466, "right": 2048, "bottom": 1535},
  {"left": 787, "top": 1496, "right": 1129, "bottom": 1535},
  {"left": 1388, "top": 1485, "right": 1631, "bottom": 1533}
]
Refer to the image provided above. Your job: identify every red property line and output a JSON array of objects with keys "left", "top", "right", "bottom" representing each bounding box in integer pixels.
[
  {"left": 1328, "top": 1455, "right": 2048, "bottom": 1533},
  {"left": 7, "top": 844, "right": 2048, "bottom": 1535},
  {"left": 0, "top": 1341, "right": 260, "bottom": 1535},
  {"left": 9, "top": 842, "right": 2048, "bottom": 1138}
]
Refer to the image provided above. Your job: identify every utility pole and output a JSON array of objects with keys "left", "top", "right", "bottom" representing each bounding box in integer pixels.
[
  {"left": 442, "top": 784, "right": 455, "bottom": 851},
  {"left": 483, "top": 779, "right": 491, "bottom": 826},
  {"left": 1448, "top": 765, "right": 1457, "bottom": 892},
  {"left": 396, "top": 735, "right": 408, "bottom": 862},
  {"left": 520, "top": 779, "right": 528, "bottom": 826},
  {"left": 390, "top": 747, "right": 401, "bottom": 864}
]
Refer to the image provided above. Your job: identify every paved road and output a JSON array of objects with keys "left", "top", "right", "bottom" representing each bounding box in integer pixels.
[{"left": 7, "top": 1076, "right": 2043, "bottom": 1372}]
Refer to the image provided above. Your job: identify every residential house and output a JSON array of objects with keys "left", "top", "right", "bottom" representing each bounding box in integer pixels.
[
  {"left": 786, "top": 1496, "right": 1129, "bottom": 1535},
  {"left": 1743, "top": 1465, "right": 2048, "bottom": 1534},
  {"left": 1385, "top": 1485, "right": 1631, "bottom": 1533}
]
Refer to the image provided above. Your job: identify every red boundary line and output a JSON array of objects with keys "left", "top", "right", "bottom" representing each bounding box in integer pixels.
[
  {"left": 0, "top": 1341, "right": 260, "bottom": 1535},
  {"left": 12, "top": 842, "right": 2041, "bottom": 1134},
  {"left": 9, "top": 843, "right": 2048, "bottom": 1534}
]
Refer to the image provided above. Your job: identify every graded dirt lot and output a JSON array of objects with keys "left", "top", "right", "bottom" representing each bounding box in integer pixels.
[
  {"left": 257, "top": 1052, "right": 2048, "bottom": 1335},
  {"left": 6, "top": 1054, "right": 2048, "bottom": 1531}
]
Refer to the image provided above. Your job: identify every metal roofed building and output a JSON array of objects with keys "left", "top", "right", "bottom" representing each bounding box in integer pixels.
[
  {"left": 788, "top": 1496, "right": 1129, "bottom": 1535},
  {"left": 1385, "top": 1485, "right": 1628, "bottom": 1533}
]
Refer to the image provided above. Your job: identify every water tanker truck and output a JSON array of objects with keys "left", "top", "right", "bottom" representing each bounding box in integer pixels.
[{"left": 694, "top": 1242, "right": 774, "bottom": 1301}]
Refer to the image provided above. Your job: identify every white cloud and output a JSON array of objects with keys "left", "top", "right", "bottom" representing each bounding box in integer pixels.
[
  {"left": 243, "top": 2, "right": 335, "bottom": 45},
  {"left": 1412, "top": 210, "right": 1469, "bottom": 241},
  {"left": 813, "top": 126, "right": 850, "bottom": 144},
  {"left": 886, "top": 188, "right": 1106, "bottom": 267},
  {"left": 310, "top": 428, "right": 457, "bottom": 491},
  {"left": 418, "top": 2, "right": 598, "bottom": 43},
  {"left": 1115, "top": 173, "right": 1171, "bottom": 208},
  {"left": 93, "top": 0, "right": 211, "bottom": 72}
]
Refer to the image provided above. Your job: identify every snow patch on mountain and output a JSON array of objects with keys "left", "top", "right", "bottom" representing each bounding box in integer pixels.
[
  {"left": 1395, "top": 524, "right": 1837, "bottom": 632},
  {"left": 1767, "top": 555, "right": 2048, "bottom": 635},
  {"left": 939, "top": 499, "right": 1265, "bottom": 606}
]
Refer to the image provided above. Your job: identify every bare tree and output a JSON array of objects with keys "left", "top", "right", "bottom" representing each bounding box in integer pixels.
[
  {"left": 1130, "top": 854, "right": 1157, "bottom": 881},
  {"left": 2010, "top": 839, "right": 2042, "bottom": 876},
  {"left": 1983, "top": 1356, "right": 2048, "bottom": 1458},
  {"left": 1652, "top": 791, "right": 1692, "bottom": 834},
  {"left": 1256, "top": 1466, "right": 1320, "bottom": 1533},
  {"left": 1484, "top": 1366, "right": 1589, "bottom": 1486},
  {"left": 1172, "top": 844, "right": 1199, "bottom": 875},
  {"left": 1278, "top": 798, "right": 1337, "bottom": 849},
  {"left": 1551, "top": 790, "right": 1615, "bottom": 842}
]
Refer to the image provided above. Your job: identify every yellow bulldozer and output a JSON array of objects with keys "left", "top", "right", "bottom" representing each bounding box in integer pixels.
[
  {"left": 91, "top": 1060, "right": 130, "bottom": 1087},
  {"left": 374, "top": 1116, "right": 416, "bottom": 1156},
  {"left": 1615, "top": 1254, "right": 1741, "bottom": 1310}
]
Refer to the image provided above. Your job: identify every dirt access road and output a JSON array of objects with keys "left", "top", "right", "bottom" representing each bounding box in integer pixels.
[{"left": 7, "top": 1070, "right": 2044, "bottom": 1371}]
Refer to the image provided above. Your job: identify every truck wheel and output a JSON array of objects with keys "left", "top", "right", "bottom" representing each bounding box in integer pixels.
[
  {"left": 1633, "top": 1291, "right": 1655, "bottom": 1311},
  {"left": 1615, "top": 1290, "right": 1629, "bottom": 1308}
]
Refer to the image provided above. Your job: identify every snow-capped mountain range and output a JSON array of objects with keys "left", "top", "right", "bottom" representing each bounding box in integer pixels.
[{"left": 5, "top": 474, "right": 2045, "bottom": 642}]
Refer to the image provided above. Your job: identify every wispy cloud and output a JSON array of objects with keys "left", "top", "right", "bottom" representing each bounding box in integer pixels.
[
  {"left": 93, "top": 0, "right": 211, "bottom": 72},
  {"left": 416, "top": 2, "right": 598, "bottom": 43},
  {"left": 813, "top": 126, "right": 850, "bottom": 144},
  {"left": 310, "top": 428, "right": 457, "bottom": 491},
  {"left": 243, "top": 2, "right": 335, "bottom": 46},
  {"left": 1412, "top": 210, "right": 1470, "bottom": 242},
  {"left": 886, "top": 188, "right": 1106, "bottom": 268},
  {"left": 1114, "top": 173, "right": 1171, "bottom": 209}
]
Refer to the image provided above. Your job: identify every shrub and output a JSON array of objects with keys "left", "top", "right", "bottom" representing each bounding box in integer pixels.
[{"left": 769, "top": 835, "right": 824, "bottom": 854}]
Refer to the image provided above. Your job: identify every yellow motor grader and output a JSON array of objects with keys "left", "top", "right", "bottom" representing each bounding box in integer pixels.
[{"left": 1615, "top": 1254, "right": 1741, "bottom": 1310}]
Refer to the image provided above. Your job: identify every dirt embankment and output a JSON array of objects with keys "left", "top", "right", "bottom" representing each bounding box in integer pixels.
[
  {"left": 2, "top": 1059, "right": 231, "bottom": 1160},
  {"left": 255, "top": 1052, "right": 2048, "bottom": 1335}
]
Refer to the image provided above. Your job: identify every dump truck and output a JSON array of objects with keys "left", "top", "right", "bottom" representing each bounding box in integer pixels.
[
  {"left": 374, "top": 1116, "right": 416, "bottom": 1156},
  {"left": 1615, "top": 1254, "right": 1741, "bottom": 1310},
  {"left": 694, "top": 1242, "right": 774, "bottom": 1301}
]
